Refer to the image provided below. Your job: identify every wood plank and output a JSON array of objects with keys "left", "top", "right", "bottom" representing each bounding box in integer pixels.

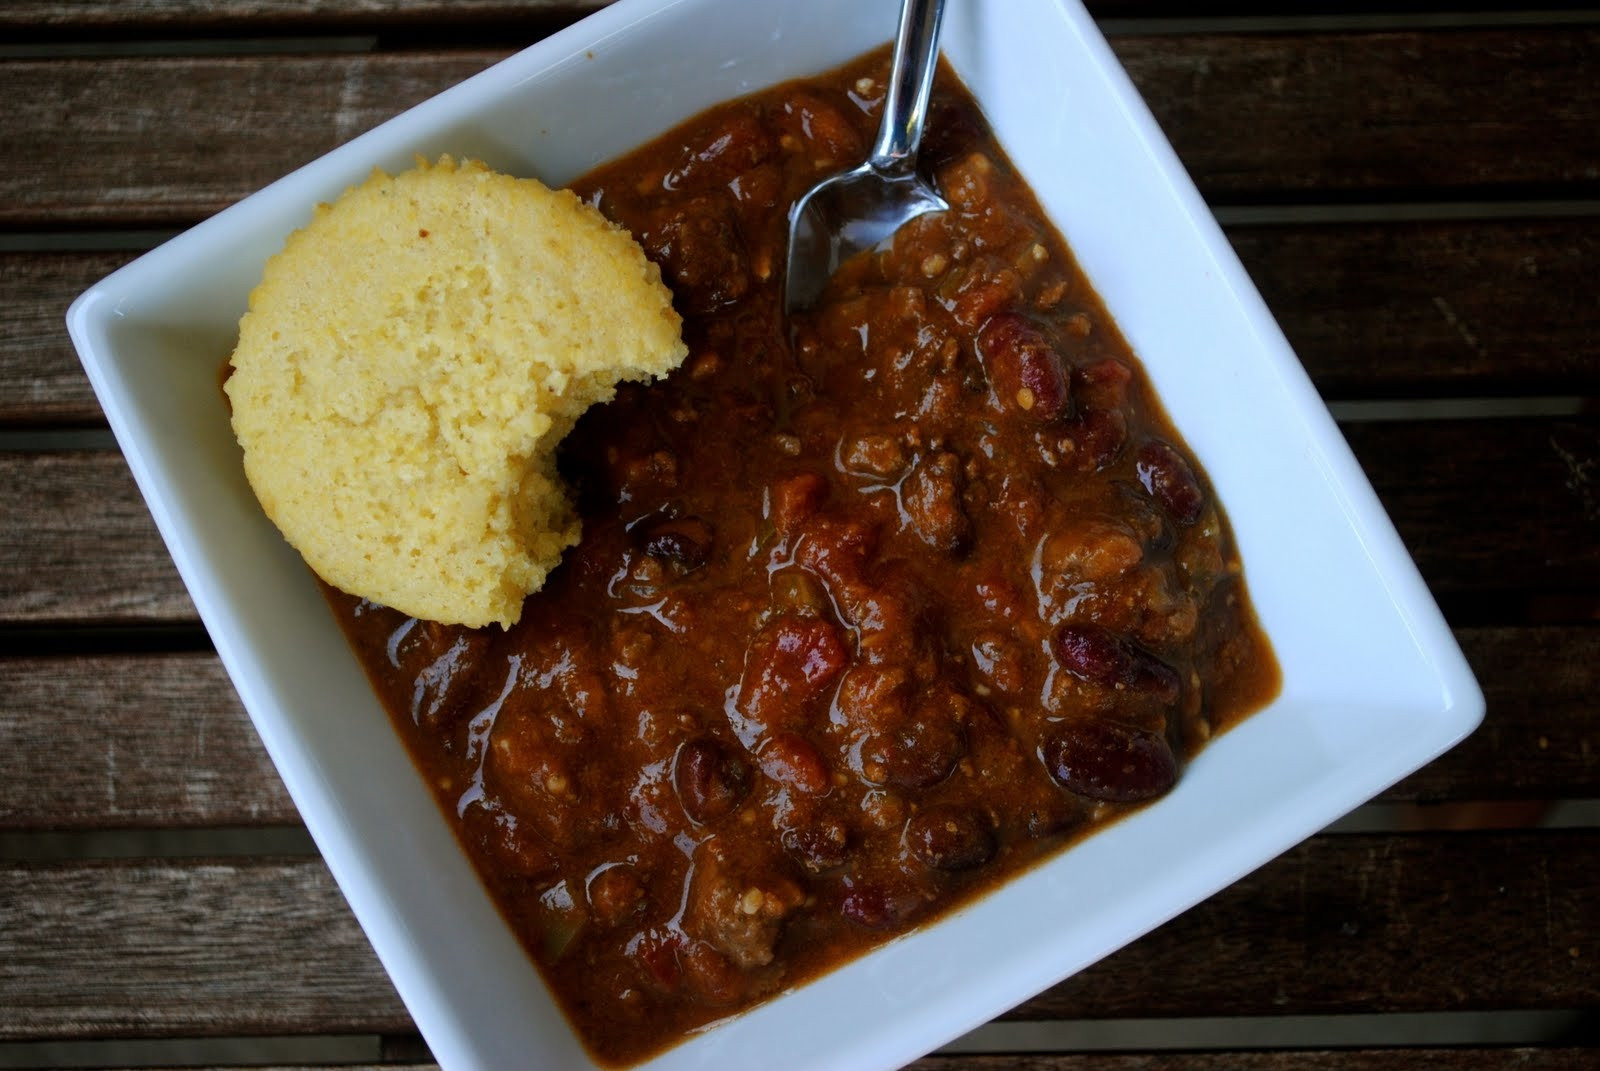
[
  {"left": 1117, "top": 29, "right": 1600, "bottom": 202},
  {"left": 0, "top": 52, "right": 501, "bottom": 228},
  {"left": 12, "top": 220, "right": 1597, "bottom": 426},
  {"left": 0, "top": 250, "right": 134, "bottom": 426},
  {"left": 907, "top": 1055, "right": 1600, "bottom": 1071},
  {"left": 1226, "top": 218, "right": 1600, "bottom": 400},
  {"left": 1020, "top": 831, "right": 1599, "bottom": 1022},
  {"left": 0, "top": 858, "right": 410, "bottom": 1039},
  {"left": 1, "top": 832, "right": 1593, "bottom": 1038},
  {"left": 1341, "top": 418, "right": 1600, "bottom": 601},
  {"left": 0, "top": 452, "right": 193, "bottom": 626},
  {"left": 0, "top": 0, "right": 608, "bottom": 36},
  {"left": 5, "top": 1, "right": 1595, "bottom": 36},
  {"left": 0, "top": 653, "right": 294, "bottom": 830},
  {"left": 3, "top": 29, "right": 1597, "bottom": 227},
  {"left": 1, "top": 625, "right": 1592, "bottom": 831},
  {"left": 1399, "top": 626, "right": 1600, "bottom": 803},
  {"left": 4, "top": 419, "right": 1596, "bottom": 626},
  {"left": 907, "top": 1054, "right": 1600, "bottom": 1071},
  {"left": 48, "top": 1050, "right": 1600, "bottom": 1071}
]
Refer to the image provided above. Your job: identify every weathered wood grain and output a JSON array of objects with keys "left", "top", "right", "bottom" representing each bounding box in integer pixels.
[
  {"left": 0, "top": 653, "right": 293, "bottom": 829},
  {"left": 1, "top": 832, "right": 1593, "bottom": 1038},
  {"left": 1396, "top": 626, "right": 1600, "bottom": 802},
  {"left": 1341, "top": 418, "right": 1600, "bottom": 600},
  {"left": 1, "top": 0, "right": 609, "bottom": 35},
  {"left": 0, "top": 452, "right": 192, "bottom": 625},
  {"left": 4, "top": 420, "right": 1596, "bottom": 626},
  {"left": 0, "top": 51, "right": 500, "bottom": 227},
  {"left": 3, "top": 29, "right": 1597, "bottom": 227},
  {"left": 1118, "top": 29, "right": 1600, "bottom": 201},
  {"left": 1021, "top": 831, "right": 1598, "bottom": 1022},
  {"left": 12, "top": 220, "right": 1596, "bottom": 426},
  {"left": 0, "top": 858, "right": 410, "bottom": 1039},
  {"left": 0, "top": 250, "right": 134, "bottom": 426},
  {"left": 1, "top": 625, "right": 1592, "bottom": 831},
  {"left": 1226, "top": 218, "right": 1600, "bottom": 399}
]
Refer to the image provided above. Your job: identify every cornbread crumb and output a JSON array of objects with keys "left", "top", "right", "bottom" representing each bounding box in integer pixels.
[{"left": 225, "top": 156, "right": 687, "bottom": 627}]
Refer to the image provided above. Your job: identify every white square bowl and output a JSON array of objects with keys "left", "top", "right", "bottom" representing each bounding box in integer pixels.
[{"left": 67, "top": 0, "right": 1484, "bottom": 1068}]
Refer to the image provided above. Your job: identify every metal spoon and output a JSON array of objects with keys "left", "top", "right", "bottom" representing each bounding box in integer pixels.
[{"left": 784, "top": 0, "right": 949, "bottom": 314}]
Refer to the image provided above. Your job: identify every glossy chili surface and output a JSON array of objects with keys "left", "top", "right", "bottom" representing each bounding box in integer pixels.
[{"left": 326, "top": 47, "right": 1280, "bottom": 1067}]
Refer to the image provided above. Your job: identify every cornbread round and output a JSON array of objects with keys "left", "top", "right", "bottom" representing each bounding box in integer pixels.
[{"left": 225, "top": 156, "right": 687, "bottom": 628}]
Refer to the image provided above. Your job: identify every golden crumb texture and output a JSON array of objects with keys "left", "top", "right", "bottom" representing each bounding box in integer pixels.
[{"left": 225, "top": 156, "right": 687, "bottom": 628}]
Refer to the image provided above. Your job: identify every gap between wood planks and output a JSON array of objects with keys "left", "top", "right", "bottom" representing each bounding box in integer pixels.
[
  {"left": 2, "top": 395, "right": 1594, "bottom": 460},
  {"left": 5, "top": 201, "right": 1600, "bottom": 256},
  {"left": 0, "top": 1013, "right": 1593, "bottom": 1069},
  {"left": 2, "top": 7, "right": 1600, "bottom": 59},
  {"left": 1, "top": 799, "right": 1596, "bottom": 862}
]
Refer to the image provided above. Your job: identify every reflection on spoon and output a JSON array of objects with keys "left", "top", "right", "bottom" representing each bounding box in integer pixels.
[{"left": 784, "top": 0, "right": 949, "bottom": 314}]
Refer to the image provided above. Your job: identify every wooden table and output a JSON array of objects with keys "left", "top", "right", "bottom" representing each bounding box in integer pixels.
[{"left": 2, "top": 2, "right": 1596, "bottom": 1069}]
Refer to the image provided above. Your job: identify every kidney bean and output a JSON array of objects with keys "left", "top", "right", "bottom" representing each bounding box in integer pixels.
[
  {"left": 1135, "top": 440, "right": 1205, "bottom": 525},
  {"left": 977, "top": 312, "right": 1071, "bottom": 421},
  {"left": 1052, "top": 624, "right": 1181, "bottom": 703},
  {"left": 781, "top": 816, "right": 850, "bottom": 873},
  {"left": 1065, "top": 407, "right": 1127, "bottom": 470},
  {"left": 838, "top": 876, "right": 924, "bottom": 930},
  {"left": 865, "top": 693, "right": 969, "bottom": 789},
  {"left": 636, "top": 514, "right": 716, "bottom": 570},
  {"left": 673, "top": 738, "right": 751, "bottom": 824},
  {"left": 834, "top": 666, "right": 911, "bottom": 736},
  {"left": 904, "top": 805, "right": 995, "bottom": 871},
  {"left": 1041, "top": 719, "right": 1179, "bottom": 802},
  {"left": 902, "top": 451, "right": 973, "bottom": 554},
  {"left": 758, "top": 731, "right": 831, "bottom": 795}
]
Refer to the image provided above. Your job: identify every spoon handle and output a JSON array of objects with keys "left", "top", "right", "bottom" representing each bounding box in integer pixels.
[{"left": 869, "top": 0, "right": 947, "bottom": 177}]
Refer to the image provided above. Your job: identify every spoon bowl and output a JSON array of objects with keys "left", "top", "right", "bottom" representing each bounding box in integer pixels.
[{"left": 784, "top": 0, "right": 948, "bottom": 314}]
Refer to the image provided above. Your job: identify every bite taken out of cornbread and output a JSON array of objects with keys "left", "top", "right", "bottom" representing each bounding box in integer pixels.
[{"left": 225, "top": 156, "right": 687, "bottom": 628}]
